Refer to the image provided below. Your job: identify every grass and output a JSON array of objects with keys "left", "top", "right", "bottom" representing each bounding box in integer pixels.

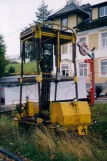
[
  {"left": 0, "top": 104, "right": 107, "bottom": 161},
  {"left": 6, "top": 62, "right": 37, "bottom": 74},
  {"left": 90, "top": 104, "right": 107, "bottom": 142}
]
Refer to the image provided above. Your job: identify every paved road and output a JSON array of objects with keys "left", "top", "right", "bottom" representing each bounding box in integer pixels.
[{"left": 95, "top": 99, "right": 107, "bottom": 104}]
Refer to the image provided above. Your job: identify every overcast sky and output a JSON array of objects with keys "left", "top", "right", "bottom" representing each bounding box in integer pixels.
[{"left": 0, "top": 0, "right": 106, "bottom": 57}]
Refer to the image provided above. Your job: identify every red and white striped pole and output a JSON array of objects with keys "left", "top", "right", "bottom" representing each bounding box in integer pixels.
[
  {"left": 84, "top": 59, "right": 94, "bottom": 106},
  {"left": 77, "top": 42, "right": 95, "bottom": 106}
]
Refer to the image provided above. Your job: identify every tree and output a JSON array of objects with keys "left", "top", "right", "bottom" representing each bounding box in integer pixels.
[
  {"left": 35, "top": 0, "right": 52, "bottom": 22},
  {"left": 25, "top": 0, "right": 52, "bottom": 62},
  {"left": 66, "top": 0, "right": 81, "bottom": 6},
  {"left": 5, "top": 66, "right": 15, "bottom": 76},
  {"left": 8, "top": 66, "right": 15, "bottom": 75},
  {"left": 0, "top": 35, "right": 8, "bottom": 77},
  {"left": 35, "top": 1, "right": 53, "bottom": 71}
]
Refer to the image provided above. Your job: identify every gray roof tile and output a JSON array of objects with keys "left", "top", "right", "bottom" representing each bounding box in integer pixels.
[{"left": 48, "top": 3, "right": 90, "bottom": 20}]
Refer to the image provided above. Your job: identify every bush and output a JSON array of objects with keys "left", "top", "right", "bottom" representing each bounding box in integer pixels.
[{"left": 5, "top": 66, "right": 16, "bottom": 76}]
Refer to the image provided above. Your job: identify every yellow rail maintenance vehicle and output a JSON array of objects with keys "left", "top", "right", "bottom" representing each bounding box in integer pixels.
[{"left": 14, "top": 22, "right": 91, "bottom": 135}]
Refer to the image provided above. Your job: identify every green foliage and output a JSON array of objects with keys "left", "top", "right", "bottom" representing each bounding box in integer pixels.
[
  {"left": 8, "top": 66, "right": 15, "bottom": 75},
  {"left": 36, "top": 0, "right": 52, "bottom": 22},
  {"left": 25, "top": 1, "right": 52, "bottom": 61},
  {"left": 0, "top": 35, "right": 8, "bottom": 77},
  {"left": 89, "top": 104, "right": 107, "bottom": 142},
  {"left": 66, "top": 0, "right": 81, "bottom": 6},
  {"left": 0, "top": 104, "right": 107, "bottom": 161},
  {"left": 6, "top": 62, "right": 37, "bottom": 74}
]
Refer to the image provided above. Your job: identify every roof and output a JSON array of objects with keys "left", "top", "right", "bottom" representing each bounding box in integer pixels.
[
  {"left": 48, "top": 3, "right": 90, "bottom": 20},
  {"left": 75, "top": 16, "right": 107, "bottom": 31},
  {"left": 76, "top": 15, "right": 107, "bottom": 27},
  {"left": 75, "top": 17, "right": 91, "bottom": 28},
  {"left": 81, "top": 3, "right": 91, "bottom": 15},
  {"left": 92, "top": 1, "right": 107, "bottom": 8}
]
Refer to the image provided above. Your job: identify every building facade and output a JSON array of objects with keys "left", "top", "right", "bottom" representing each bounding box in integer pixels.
[{"left": 48, "top": 2, "right": 107, "bottom": 95}]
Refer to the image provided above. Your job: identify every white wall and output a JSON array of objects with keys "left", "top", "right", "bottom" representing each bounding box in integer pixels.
[
  {"left": 4, "top": 78, "right": 87, "bottom": 105},
  {"left": 53, "top": 26, "right": 107, "bottom": 76},
  {"left": 77, "top": 26, "right": 107, "bottom": 60}
]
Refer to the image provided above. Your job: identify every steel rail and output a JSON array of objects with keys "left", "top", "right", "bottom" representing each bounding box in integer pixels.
[{"left": 0, "top": 148, "right": 23, "bottom": 161}]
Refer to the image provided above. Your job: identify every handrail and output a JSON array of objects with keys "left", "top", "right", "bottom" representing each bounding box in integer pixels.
[
  {"left": 37, "top": 21, "right": 76, "bottom": 38},
  {"left": 12, "top": 99, "right": 38, "bottom": 116}
]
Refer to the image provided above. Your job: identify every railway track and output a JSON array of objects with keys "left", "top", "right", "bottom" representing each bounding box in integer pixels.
[{"left": 0, "top": 148, "right": 24, "bottom": 161}]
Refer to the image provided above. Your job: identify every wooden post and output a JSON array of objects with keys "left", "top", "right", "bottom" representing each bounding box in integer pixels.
[{"left": 20, "top": 41, "right": 25, "bottom": 110}]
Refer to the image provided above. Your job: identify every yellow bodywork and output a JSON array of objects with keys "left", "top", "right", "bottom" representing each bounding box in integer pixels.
[
  {"left": 14, "top": 102, "right": 39, "bottom": 126},
  {"left": 27, "top": 102, "right": 39, "bottom": 117},
  {"left": 36, "top": 75, "right": 42, "bottom": 82},
  {"left": 14, "top": 101, "right": 91, "bottom": 135},
  {"left": 50, "top": 101, "right": 91, "bottom": 135},
  {"left": 17, "top": 22, "right": 91, "bottom": 135}
]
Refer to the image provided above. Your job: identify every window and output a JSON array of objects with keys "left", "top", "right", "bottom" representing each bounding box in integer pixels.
[
  {"left": 102, "top": 32, "right": 107, "bottom": 48},
  {"left": 62, "top": 45, "right": 68, "bottom": 53},
  {"left": 99, "top": 6, "right": 107, "bottom": 17},
  {"left": 79, "top": 63, "right": 87, "bottom": 77},
  {"left": 61, "top": 65, "right": 69, "bottom": 76},
  {"left": 101, "top": 60, "right": 107, "bottom": 76},
  {"left": 79, "top": 37, "right": 86, "bottom": 43},
  {"left": 61, "top": 17, "right": 68, "bottom": 30}
]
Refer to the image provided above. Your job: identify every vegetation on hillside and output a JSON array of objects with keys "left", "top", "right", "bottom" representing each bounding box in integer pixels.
[
  {"left": 5, "top": 66, "right": 16, "bottom": 76},
  {"left": 5, "top": 62, "right": 37, "bottom": 75},
  {"left": 0, "top": 35, "right": 9, "bottom": 77},
  {"left": 0, "top": 104, "right": 107, "bottom": 161}
]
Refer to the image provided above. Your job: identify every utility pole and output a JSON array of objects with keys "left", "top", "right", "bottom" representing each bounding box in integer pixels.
[{"left": 77, "top": 42, "right": 95, "bottom": 106}]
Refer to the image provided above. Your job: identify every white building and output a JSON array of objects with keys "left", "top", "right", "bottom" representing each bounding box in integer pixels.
[{"left": 48, "top": 2, "right": 107, "bottom": 96}]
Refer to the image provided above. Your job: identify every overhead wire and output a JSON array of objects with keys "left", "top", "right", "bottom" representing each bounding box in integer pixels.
[{"left": 4, "top": 29, "right": 22, "bottom": 39}]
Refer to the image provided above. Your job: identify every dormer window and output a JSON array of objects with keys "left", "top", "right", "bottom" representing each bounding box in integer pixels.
[
  {"left": 99, "top": 6, "right": 107, "bottom": 17},
  {"left": 61, "top": 17, "right": 68, "bottom": 30}
]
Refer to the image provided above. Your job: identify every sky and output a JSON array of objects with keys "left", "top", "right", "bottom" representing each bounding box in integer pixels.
[{"left": 0, "top": 0, "right": 106, "bottom": 57}]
